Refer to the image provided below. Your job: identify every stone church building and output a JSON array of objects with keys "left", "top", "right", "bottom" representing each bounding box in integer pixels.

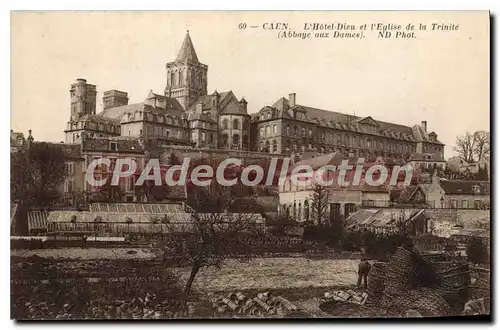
[
  {"left": 64, "top": 31, "right": 251, "bottom": 151},
  {"left": 62, "top": 31, "right": 444, "bottom": 166}
]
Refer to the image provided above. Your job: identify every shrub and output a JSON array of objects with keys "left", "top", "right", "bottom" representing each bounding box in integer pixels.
[
  {"left": 466, "top": 237, "right": 488, "bottom": 264},
  {"left": 303, "top": 222, "right": 344, "bottom": 247}
]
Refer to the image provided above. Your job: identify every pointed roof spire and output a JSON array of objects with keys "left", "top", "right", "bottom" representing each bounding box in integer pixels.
[{"left": 176, "top": 31, "right": 199, "bottom": 63}]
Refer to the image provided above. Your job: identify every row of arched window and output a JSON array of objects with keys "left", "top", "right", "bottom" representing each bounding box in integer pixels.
[
  {"left": 222, "top": 118, "right": 247, "bottom": 130},
  {"left": 221, "top": 133, "right": 247, "bottom": 147},
  {"left": 167, "top": 69, "right": 205, "bottom": 90},
  {"left": 259, "top": 124, "right": 279, "bottom": 138},
  {"left": 258, "top": 140, "right": 278, "bottom": 153},
  {"left": 275, "top": 125, "right": 416, "bottom": 154}
]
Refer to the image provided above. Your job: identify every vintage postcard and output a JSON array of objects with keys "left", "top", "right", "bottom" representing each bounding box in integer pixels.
[{"left": 10, "top": 11, "right": 490, "bottom": 320}]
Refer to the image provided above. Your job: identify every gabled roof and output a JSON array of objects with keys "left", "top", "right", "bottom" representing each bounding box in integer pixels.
[
  {"left": 355, "top": 116, "right": 379, "bottom": 126},
  {"left": 98, "top": 92, "right": 185, "bottom": 122},
  {"left": 98, "top": 103, "right": 144, "bottom": 119},
  {"left": 345, "top": 208, "right": 425, "bottom": 229},
  {"left": 410, "top": 153, "right": 446, "bottom": 162},
  {"left": 187, "top": 91, "right": 231, "bottom": 112},
  {"left": 175, "top": 31, "right": 199, "bottom": 63},
  {"left": 411, "top": 125, "right": 444, "bottom": 145},
  {"left": 397, "top": 185, "right": 426, "bottom": 203},
  {"left": 439, "top": 180, "right": 490, "bottom": 195},
  {"left": 10, "top": 131, "right": 25, "bottom": 142},
  {"left": 220, "top": 98, "right": 249, "bottom": 116},
  {"left": 186, "top": 111, "right": 216, "bottom": 123},
  {"left": 292, "top": 152, "right": 350, "bottom": 171},
  {"left": 79, "top": 114, "right": 121, "bottom": 125},
  {"left": 187, "top": 90, "right": 248, "bottom": 116}
]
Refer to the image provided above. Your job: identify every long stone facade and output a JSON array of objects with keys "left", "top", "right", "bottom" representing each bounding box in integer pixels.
[{"left": 62, "top": 31, "right": 444, "bottom": 165}]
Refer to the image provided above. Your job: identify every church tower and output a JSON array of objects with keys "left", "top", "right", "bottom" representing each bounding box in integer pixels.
[{"left": 165, "top": 31, "right": 208, "bottom": 110}]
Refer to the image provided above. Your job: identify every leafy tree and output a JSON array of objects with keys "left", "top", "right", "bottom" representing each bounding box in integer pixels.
[{"left": 11, "top": 142, "right": 67, "bottom": 207}]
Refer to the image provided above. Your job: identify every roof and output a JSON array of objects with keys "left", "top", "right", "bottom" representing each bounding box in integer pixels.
[
  {"left": 47, "top": 211, "right": 192, "bottom": 223},
  {"left": 452, "top": 228, "right": 490, "bottom": 238},
  {"left": 10, "top": 131, "right": 25, "bottom": 143},
  {"left": 186, "top": 90, "right": 242, "bottom": 115},
  {"left": 292, "top": 152, "right": 354, "bottom": 171},
  {"left": 81, "top": 137, "right": 144, "bottom": 153},
  {"left": 98, "top": 93, "right": 185, "bottom": 121},
  {"left": 439, "top": 180, "right": 490, "bottom": 195},
  {"left": 78, "top": 114, "right": 121, "bottom": 126},
  {"left": 411, "top": 125, "right": 444, "bottom": 145},
  {"left": 397, "top": 185, "right": 427, "bottom": 203},
  {"left": 186, "top": 111, "right": 216, "bottom": 123},
  {"left": 410, "top": 153, "right": 446, "bottom": 162},
  {"left": 27, "top": 211, "right": 49, "bottom": 232},
  {"left": 345, "top": 208, "right": 425, "bottom": 229},
  {"left": 98, "top": 103, "right": 144, "bottom": 119},
  {"left": 60, "top": 143, "right": 83, "bottom": 159},
  {"left": 89, "top": 203, "right": 185, "bottom": 213},
  {"left": 146, "top": 91, "right": 185, "bottom": 112},
  {"left": 175, "top": 32, "right": 199, "bottom": 63},
  {"left": 271, "top": 97, "right": 415, "bottom": 135},
  {"left": 45, "top": 211, "right": 264, "bottom": 225},
  {"left": 220, "top": 99, "right": 249, "bottom": 116}
]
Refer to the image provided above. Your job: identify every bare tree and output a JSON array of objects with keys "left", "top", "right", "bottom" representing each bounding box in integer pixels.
[
  {"left": 11, "top": 142, "right": 68, "bottom": 207},
  {"left": 453, "top": 132, "right": 476, "bottom": 163},
  {"left": 161, "top": 182, "right": 264, "bottom": 306},
  {"left": 473, "top": 131, "right": 490, "bottom": 162},
  {"left": 310, "top": 184, "right": 329, "bottom": 225},
  {"left": 453, "top": 131, "right": 490, "bottom": 163}
]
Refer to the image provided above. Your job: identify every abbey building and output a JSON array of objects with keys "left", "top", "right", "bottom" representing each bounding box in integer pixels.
[{"left": 63, "top": 31, "right": 444, "bottom": 166}]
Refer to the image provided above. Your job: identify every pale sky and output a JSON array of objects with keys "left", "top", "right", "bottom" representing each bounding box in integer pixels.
[{"left": 11, "top": 11, "right": 489, "bottom": 158}]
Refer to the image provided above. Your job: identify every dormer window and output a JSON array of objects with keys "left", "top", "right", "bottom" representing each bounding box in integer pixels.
[{"left": 110, "top": 142, "right": 118, "bottom": 151}]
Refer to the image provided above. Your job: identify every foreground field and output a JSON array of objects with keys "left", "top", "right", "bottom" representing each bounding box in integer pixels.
[
  {"left": 11, "top": 248, "right": 359, "bottom": 292},
  {"left": 11, "top": 249, "right": 360, "bottom": 319},
  {"left": 11, "top": 248, "right": 157, "bottom": 260},
  {"left": 172, "top": 258, "right": 359, "bottom": 293}
]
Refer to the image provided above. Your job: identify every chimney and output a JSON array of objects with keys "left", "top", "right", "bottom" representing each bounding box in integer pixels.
[
  {"left": 421, "top": 121, "right": 427, "bottom": 133},
  {"left": 103, "top": 90, "right": 129, "bottom": 110},
  {"left": 289, "top": 93, "right": 296, "bottom": 108}
]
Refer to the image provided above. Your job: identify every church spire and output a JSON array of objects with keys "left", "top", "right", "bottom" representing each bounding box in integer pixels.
[{"left": 175, "top": 30, "right": 199, "bottom": 63}]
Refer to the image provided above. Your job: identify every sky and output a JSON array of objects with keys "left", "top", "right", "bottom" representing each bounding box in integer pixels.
[{"left": 11, "top": 11, "right": 490, "bottom": 158}]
